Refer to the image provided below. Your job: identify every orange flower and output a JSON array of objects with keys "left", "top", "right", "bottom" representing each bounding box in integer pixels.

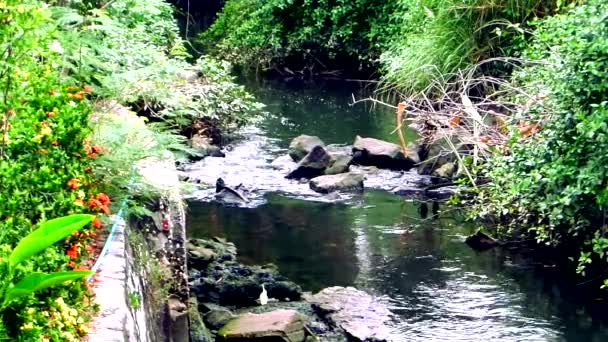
[
  {"left": 85, "top": 166, "right": 92, "bottom": 173},
  {"left": 83, "top": 85, "right": 94, "bottom": 93},
  {"left": 72, "top": 231, "right": 80, "bottom": 237},
  {"left": 51, "top": 140, "right": 60, "bottom": 146},
  {"left": 74, "top": 198, "right": 84, "bottom": 207},
  {"left": 91, "top": 145, "right": 103, "bottom": 153},
  {"left": 85, "top": 245, "right": 94, "bottom": 253},
  {"left": 92, "top": 218, "right": 103, "bottom": 229},
  {"left": 96, "top": 193, "right": 111, "bottom": 205},
  {"left": 88, "top": 198, "right": 102, "bottom": 209},
  {"left": 67, "top": 178, "right": 80, "bottom": 190},
  {"left": 45, "top": 111, "right": 55, "bottom": 118}
]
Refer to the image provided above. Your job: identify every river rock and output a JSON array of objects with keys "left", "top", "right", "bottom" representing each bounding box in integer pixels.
[
  {"left": 309, "top": 173, "right": 364, "bottom": 194},
  {"left": 189, "top": 238, "right": 302, "bottom": 307},
  {"left": 352, "top": 136, "right": 419, "bottom": 170},
  {"left": 215, "top": 178, "right": 249, "bottom": 204},
  {"left": 305, "top": 287, "right": 392, "bottom": 342},
  {"left": 205, "top": 306, "right": 236, "bottom": 331},
  {"left": 187, "top": 242, "right": 217, "bottom": 269},
  {"left": 190, "top": 134, "right": 225, "bottom": 159},
  {"left": 271, "top": 155, "right": 297, "bottom": 172},
  {"left": 218, "top": 309, "right": 306, "bottom": 342},
  {"left": 286, "top": 145, "right": 331, "bottom": 179},
  {"left": 431, "top": 162, "right": 456, "bottom": 178},
  {"left": 465, "top": 231, "right": 499, "bottom": 251},
  {"left": 289, "top": 135, "right": 325, "bottom": 162},
  {"left": 325, "top": 154, "right": 353, "bottom": 175}
]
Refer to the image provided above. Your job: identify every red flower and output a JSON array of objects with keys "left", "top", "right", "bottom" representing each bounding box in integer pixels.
[
  {"left": 96, "top": 193, "right": 111, "bottom": 205},
  {"left": 91, "top": 145, "right": 103, "bottom": 153},
  {"left": 72, "top": 231, "right": 80, "bottom": 237},
  {"left": 100, "top": 205, "right": 110, "bottom": 215},
  {"left": 85, "top": 245, "right": 94, "bottom": 253},
  {"left": 67, "top": 178, "right": 80, "bottom": 190},
  {"left": 92, "top": 218, "right": 102, "bottom": 229},
  {"left": 85, "top": 166, "right": 92, "bottom": 173},
  {"left": 66, "top": 246, "right": 78, "bottom": 259}
]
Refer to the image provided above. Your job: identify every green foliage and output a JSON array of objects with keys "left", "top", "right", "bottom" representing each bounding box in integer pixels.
[
  {"left": 0, "top": 214, "right": 94, "bottom": 309},
  {"left": 380, "top": 0, "right": 563, "bottom": 92},
  {"left": 476, "top": 0, "right": 608, "bottom": 281},
  {"left": 199, "top": 0, "right": 397, "bottom": 72}
]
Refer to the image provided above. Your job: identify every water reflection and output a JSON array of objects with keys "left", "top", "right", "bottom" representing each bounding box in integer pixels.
[{"left": 187, "top": 190, "right": 608, "bottom": 341}]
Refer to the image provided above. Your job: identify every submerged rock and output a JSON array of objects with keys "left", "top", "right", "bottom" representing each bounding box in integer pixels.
[
  {"left": 305, "top": 286, "right": 393, "bottom": 342},
  {"left": 218, "top": 309, "right": 306, "bottom": 342},
  {"left": 352, "top": 136, "right": 420, "bottom": 170},
  {"left": 465, "top": 231, "right": 500, "bottom": 251},
  {"left": 286, "top": 145, "right": 332, "bottom": 179},
  {"left": 309, "top": 173, "right": 364, "bottom": 194},
  {"left": 188, "top": 238, "right": 302, "bottom": 307},
  {"left": 289, "top": 135, "right": 325, "bottom": 162}
]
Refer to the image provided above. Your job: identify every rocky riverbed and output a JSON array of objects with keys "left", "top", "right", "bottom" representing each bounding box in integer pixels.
[{"left": 188, "top": 237, "right": 396, "bottom": 341}]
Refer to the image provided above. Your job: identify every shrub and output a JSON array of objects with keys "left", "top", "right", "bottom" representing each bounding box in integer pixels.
[
  {"left": 199, "top": 0, "right": 397, "bottom": 74},
  {"left": 475, "top": 0, "right": 608, "bottom": 284}
]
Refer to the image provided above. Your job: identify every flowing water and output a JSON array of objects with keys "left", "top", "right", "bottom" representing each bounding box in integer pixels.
[{"left": 185, "top": 78, "right": 608, "bottom": 342}]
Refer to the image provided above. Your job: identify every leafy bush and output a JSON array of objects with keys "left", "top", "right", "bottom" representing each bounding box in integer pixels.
[
  {"left": 199, "top": 0, "right": 397, "bottom": 73},
  {"left": 476, "top": 0, "right": 608, "bottom": 284},
  {"left": 380, "top": 0, "right": 563, "bottom": 92}
]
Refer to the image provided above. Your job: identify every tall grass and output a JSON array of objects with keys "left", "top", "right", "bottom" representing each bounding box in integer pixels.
[{"left": 380, "top": 0, "right": 561, "bottom": 94}]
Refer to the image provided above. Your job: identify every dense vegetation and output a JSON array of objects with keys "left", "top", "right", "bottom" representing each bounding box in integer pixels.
[
  {"left": 474, "top": 0, "right": 608, "bottom": 285},
  {"left": 200, "top": 0, "right": 564, "bottom": 83},
  {"left": 0, "top": 0, "right": 259, "bottom": 340}
]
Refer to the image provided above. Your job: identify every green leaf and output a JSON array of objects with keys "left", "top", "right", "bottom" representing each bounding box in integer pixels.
[
  {"left": 4, "top": 271, "right": 93, "bottom": 303},
  {"left": 10, "top": 214, "right": 94, "bottom": 266}
]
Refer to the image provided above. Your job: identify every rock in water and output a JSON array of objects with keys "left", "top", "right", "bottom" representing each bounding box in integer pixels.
[
  {"left": 325, "top": 154, "right": 353, "bottom": 175},
  {"left": 286, "top": 145, "right": 331, "bottom": 179},
  {"left": 431, "top": 162, "right": 456, "bottom": 179},
  {"left": 215, "top": 178, "right": 249, "bottom": 204},
  {"left": 289, "top": 135, "right": 325, "bottom": 162},
  {"left": 190, "top": 134, "right": 225, "bottom": 160},
  {"left": 465, "top": 230, "right": 499, "bottom": 251},
  {"left": 218, "top": 309, "right": 306, "bottom": 342},
  {"left": 352, "top": 136, "right": 420, "bottom": 170},
  {"left": 309, "top": 173, "right": 364, "bottom": 194},
  {"left": 305, "top": 287, "right": 392, "bottom": 342}
]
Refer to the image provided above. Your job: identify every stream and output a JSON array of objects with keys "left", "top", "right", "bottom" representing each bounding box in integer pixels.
[{"left": 185, "top": 78, "right": 608, "bottom": 341}]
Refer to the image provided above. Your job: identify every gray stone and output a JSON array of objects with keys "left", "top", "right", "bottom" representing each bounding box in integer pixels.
[
  {"left": 271, "top": 155, "right": 297, "bottom": 172},
  {"left": 324, "top": 155, "right": 352, "bottom": 175},
  {"left": 352, "top": 136, "right": 420, "bottom": 170},
  {"left": 465, "top": 231, "right": 500, "bottom": 251},
  {"left": 169, "top": 297, "right": 190, "bottom": 342},
  {"left": 218, "top": 309, "right": 306, "bottom": 342},
  {"left": 187, "top": 242, "right": 217, "bottom": 269},
  {"left": 432, "top": 162, "right": 456, "bottom": 178},
  {"left": 348, "top": 165, "right": 380, "bottom": 175},
  {"left": 204, "top": 307, "right": 235, "bottom": 331},
  {"left": 190, "top": 135, "right": 224, "bottom": 159},
  {"left": 305, "top": 287, "right": 392, "bottom": 342},
  {"left": 286, "top": 145, "right": 331, "bottom": 179},
  {"left": 289, "top": 135, "right": 325, "bottom": 162},
  {"left": 309, "top": 173, "right": 364, "bottom": 194}
]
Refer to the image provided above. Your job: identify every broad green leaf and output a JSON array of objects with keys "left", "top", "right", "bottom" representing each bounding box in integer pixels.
[
  {"left": 10, "top": 214, "right": 94, "bottom": 266},
  {"left": 4, "top": 271, "right": 93, "bottom": 303}
]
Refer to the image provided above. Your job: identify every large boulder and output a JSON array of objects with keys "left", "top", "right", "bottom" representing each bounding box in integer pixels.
[
  {"left": 218, "top": 309, "right": 306, "bottom": 342},
  {"left": 305, "top": 287, "right": 392, "bottom": 342},
  {"left": 309, "top": 173, "right": 364, "bottom": 194},
  {"left": 352, "top": 136, "right": 419, "bottom": 170},
  {"left": 289, "top": 135, "right": 325, "bottom": 162},
  {"left": 286, "top": 145, "right": 331, "bottom": 180}
]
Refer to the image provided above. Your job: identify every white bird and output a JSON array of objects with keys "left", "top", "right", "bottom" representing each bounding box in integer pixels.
[{"left": 259, "top": 284, "right": 268, "bottom": 306}]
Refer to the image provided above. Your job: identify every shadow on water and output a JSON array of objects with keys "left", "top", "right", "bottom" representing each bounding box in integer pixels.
[{"left": 186, "top": 78, "right": 608, "bottom": 341}]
